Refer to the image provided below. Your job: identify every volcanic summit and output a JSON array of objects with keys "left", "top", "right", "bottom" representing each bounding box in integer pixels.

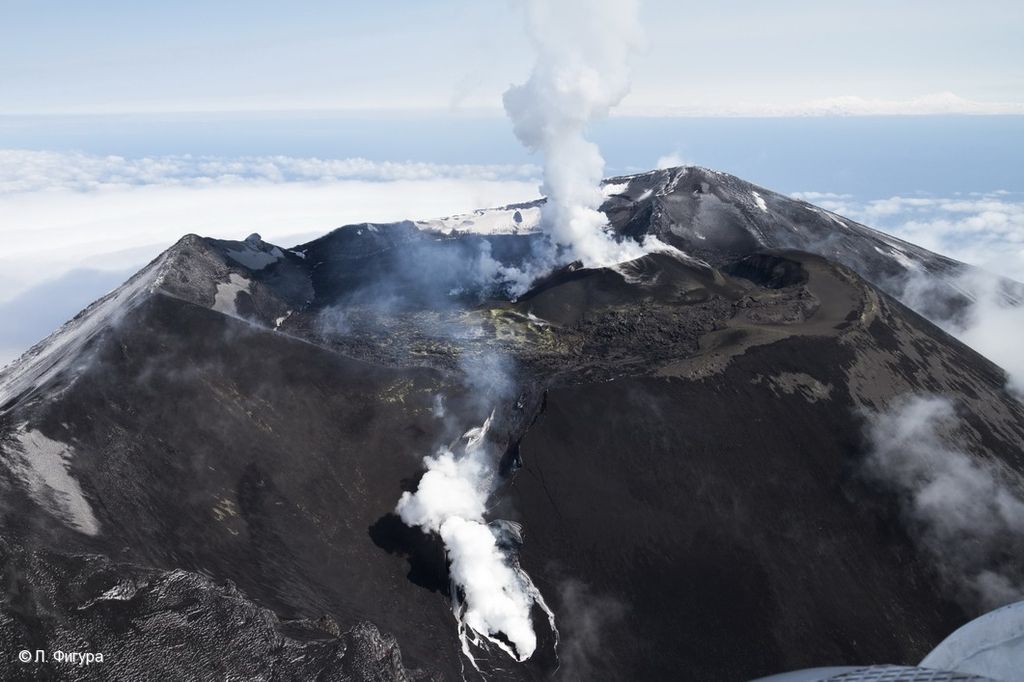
[{"left": 1, "top": 166, "right": 1023, "bottom": 681}]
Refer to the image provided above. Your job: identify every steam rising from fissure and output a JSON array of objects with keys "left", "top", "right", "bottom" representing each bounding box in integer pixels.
[{"left": 395, "top": 412, "right": 556, "bottom": 666}]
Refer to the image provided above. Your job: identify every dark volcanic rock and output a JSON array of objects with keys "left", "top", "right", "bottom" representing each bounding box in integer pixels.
[
  {"left": 1, "top": 167, "right": 1023, "bottom": 681},
  {"left": 0, "top": 539, "right": 435, "bottom": 681}
]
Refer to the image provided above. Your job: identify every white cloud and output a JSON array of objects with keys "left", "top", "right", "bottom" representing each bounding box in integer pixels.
[
  {"left": 791, "top": 191, "right": 1024, "bottom": 283},
  {"left": 0, "top": 150, "right": 539, "bottom": 193},
  {"left": 789, "top": 191, "right": 856, "bottom": 214},
  {"left": 654, "top": 152, "right": 688, "bottom": 169},
  {"left": 864, "top": 395, "right": 1024, "bottom": 611},
  {"left": 0, "top": 151, "right": 541, "bottom": 300},
  {"left": 959, "top": 289, "right": 1024, "bottom": 396}
]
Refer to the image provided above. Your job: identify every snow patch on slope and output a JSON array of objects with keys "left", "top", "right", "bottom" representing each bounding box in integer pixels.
[
  {"left": 752, "top": 191, "right": 768, "bottom": 213},
  {"left": 7, "top": 425, "right": 100, "bottom": 535},
  {"left": 602, "top": 182, "right": 629, "bottom": 196},
  {"left": 416, "top": 205, "right": 542, "bottom": 235},
  {"left": 213, "top": 274, "right": 251, "bottom": 318},
  {"left": 274, "top": 310, "right": 292, "bottom": 330},
  {"left": 224, "top": 244, "right": 283, "bottom": 271}
]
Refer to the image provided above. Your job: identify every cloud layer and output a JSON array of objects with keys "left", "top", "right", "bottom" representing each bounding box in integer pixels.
[
  {"left": 0, "top": 150, "right": 540, "bottom": 294},
  {"left": 789, "top": 190, "right": 1024, "bottom": 282},
  {"left": 863, "top": 396, "right": 1024, "bottom": 611},
  {"left": 0, "top": 150, "right": 539, "bottom": 193}
]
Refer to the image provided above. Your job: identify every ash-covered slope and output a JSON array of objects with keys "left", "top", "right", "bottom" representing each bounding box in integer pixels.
[{"left": 1, "top": 168, "right": 1024, "bottom": 681}]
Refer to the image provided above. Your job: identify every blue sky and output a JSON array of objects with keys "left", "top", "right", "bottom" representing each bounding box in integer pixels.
[{"left": 3, "top": 0, "right": 1022, "bottom": 114}]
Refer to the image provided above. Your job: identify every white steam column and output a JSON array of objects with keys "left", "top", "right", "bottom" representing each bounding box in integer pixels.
[
  {"left": 504, "top": 0, "right": 647, "bottom": 267},
  {"left": 396, "top": 413, "right": 556, "bottom": 666}
]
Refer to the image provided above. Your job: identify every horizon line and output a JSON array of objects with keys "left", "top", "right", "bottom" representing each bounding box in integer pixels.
[{"left": 3, "top": 107, "right": 1024, "bottom": 119}]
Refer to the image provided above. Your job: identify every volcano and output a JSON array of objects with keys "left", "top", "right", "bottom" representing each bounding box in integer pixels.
[{"left": 1, "top": 166, "right": 1023, "bottom": 681}]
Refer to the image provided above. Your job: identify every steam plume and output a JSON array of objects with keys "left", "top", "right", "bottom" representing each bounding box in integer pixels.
[
  {"left": 503, "top": 0, "right": 648, "bottom": 268},
  {"left": 396, "top": 412, "right": 556, "bottom": 664}
]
